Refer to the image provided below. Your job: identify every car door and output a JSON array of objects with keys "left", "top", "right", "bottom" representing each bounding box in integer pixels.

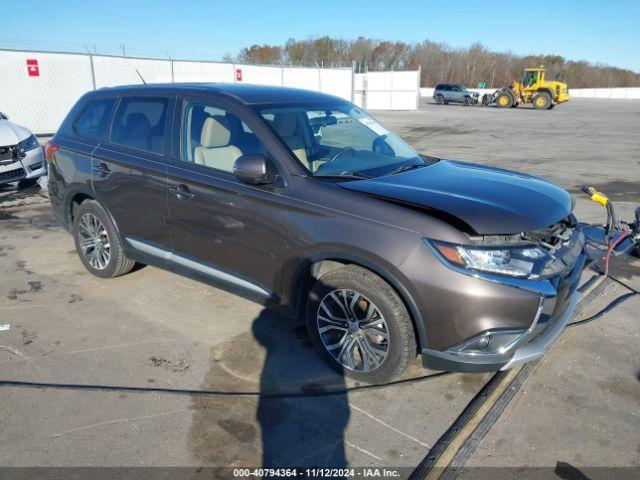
[
  {"left": 166, "top": 95, "right": 291, "bottom": 301},
  {"left": 92, "top": 94, "right": 174, "bottom": 251},
  {"left": 441, "top": 85, "right": 452, "bottom": 102},
  {"left": 451, "top": 85, "right": 463, "bottom": 102}
]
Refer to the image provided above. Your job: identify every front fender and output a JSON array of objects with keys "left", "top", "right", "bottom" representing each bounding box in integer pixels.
[{"left": 285, "top": 244, "right": 430, "bottom": 350}]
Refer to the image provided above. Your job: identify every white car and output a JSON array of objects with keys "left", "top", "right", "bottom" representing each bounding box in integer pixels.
[{"left": 0, "top": 111, "right": 47, "bottom": 187}]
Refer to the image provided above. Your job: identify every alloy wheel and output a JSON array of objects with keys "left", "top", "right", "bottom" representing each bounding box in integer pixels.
[
  {"left": 77, "top": 213, "right": 111, "bottom": 270},
  {"left": 316, "top": 289, "right": 389, "bottom": 372}
]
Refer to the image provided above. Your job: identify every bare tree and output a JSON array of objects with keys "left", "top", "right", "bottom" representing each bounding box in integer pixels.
[{"left": 232, "top": 37, "right": 639, "bottom": 88}]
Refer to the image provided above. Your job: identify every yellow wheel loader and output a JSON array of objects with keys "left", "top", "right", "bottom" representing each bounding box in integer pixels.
[{"left": 482, "top": 67, "right": 570, "bottom": 110}]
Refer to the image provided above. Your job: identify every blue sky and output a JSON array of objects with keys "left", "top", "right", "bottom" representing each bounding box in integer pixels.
[{"left": 2, "top": 0, "right": 639, "bottom": 71}]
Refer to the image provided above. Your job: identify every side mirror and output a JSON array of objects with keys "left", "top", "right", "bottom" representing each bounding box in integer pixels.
[{"left": 233, "top": 154, "right": 276, "bottom": 185}]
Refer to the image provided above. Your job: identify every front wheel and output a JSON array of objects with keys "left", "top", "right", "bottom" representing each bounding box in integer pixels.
[
  {"left": 17, "top": 178, "right": 39, "bottom": 189},
  {"left": 463, "top": 96, "right": 472, "bottom": 106},
  {"left": 305, "top": 265, "right": 416, "bottom": 383},
  {"left": 496, "top": 92, "right": 513, "bottom": 108}
]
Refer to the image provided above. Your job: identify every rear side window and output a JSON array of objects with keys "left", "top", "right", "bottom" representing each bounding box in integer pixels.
[
  {"left": 74, "top": 99, "right": 115, "bottom": 141},
  {"left": 443, "top": 85, "right": 452, "bottom": 91},
  {"left": 111, "top": 97, "right": 168, "bottom": 155}
]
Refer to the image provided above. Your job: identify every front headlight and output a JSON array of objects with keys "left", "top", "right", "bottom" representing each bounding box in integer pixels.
[
  {"left": 19, "top": 134, "right": 40, "bottom": 152},
  {"left": 428, "top": 240, "right": 549, "bottom": 279}
]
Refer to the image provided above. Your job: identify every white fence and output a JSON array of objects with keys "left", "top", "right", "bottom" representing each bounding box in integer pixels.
[
  {"left": 0, "top": 49, "right": 355, "bottom": 134},
  {"left": 355, "top": 70, "right": 421, "bottom": 110},
  {"left": 420, "top": 86, "right": 640, "bottom": 101},
  {"left": 569, "top": 87, "right": 640, "bottom": 99}
]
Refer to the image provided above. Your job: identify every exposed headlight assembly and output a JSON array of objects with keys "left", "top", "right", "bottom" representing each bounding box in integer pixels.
[{"left": 427, "top": 240, "right": 549, "bottom": 279}]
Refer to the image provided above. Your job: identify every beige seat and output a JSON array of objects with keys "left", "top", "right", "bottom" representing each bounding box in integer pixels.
[
  {"left": 194, "top": 117, "right": 242, "bottom": 171},
  {"left": 272, "top": 113, "right": 310, "bottom": 170}
]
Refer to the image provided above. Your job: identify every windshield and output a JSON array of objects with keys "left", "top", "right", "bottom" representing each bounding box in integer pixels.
[{"left": 254, "top": 102, "right": 425, "bottom": 179}]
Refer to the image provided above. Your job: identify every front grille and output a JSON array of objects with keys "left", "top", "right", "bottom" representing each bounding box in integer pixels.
[
  {"left": 524, "top": 218, "right": 585, "bottom": 277},
  {"left": 0, "top": 168, "right": 25, "bottom": 182},
  {"left": 0, "top": 145, "right": 17, "bottom": 164}
]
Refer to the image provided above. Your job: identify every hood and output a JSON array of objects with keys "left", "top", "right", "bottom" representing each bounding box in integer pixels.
[
  {"left": 0, "top": 120, "right": 31, "bottom": 147},
  {"left": 340, "top": 160, "right": 572, "bottom": 235}
]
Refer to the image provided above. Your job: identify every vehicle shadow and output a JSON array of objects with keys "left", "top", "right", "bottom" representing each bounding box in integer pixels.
[
  {"left": 188, "top": 304, "right": 350, "bottom": 470},
  {"left": 254, "top": 308, "right": 349, "bottom": 468}
]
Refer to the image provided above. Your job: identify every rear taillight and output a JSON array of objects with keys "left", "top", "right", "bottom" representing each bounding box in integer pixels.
[{"left": 44, "top": 141, "right": 60, "bottom": 162}]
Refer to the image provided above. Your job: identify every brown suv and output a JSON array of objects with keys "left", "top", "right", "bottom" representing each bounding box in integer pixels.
[{"left": 47, "top": 84, "right": 585, "bottom": 382}]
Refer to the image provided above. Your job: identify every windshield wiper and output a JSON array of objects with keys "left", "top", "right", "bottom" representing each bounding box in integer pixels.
[
  {"left": 314, "top": 172, "right": 371, "bottom": 180},
  {"left": 384, "top": 163, "right": 428, "bottom": 176}
]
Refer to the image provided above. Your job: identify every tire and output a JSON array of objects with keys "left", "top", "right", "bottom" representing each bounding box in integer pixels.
[
  {"left": 305, "top": 264, "right": 416, "bottom": 383},
  {"left": 435, "top": 94, "right": 444, "bottom": 104},
  {"left": 17, "top": 178, "right": 39, "bottom": 189},
  {"left": 463, "top": 96, "right": 472, "bottom": 106},
  {"left": 496, "top": 92, "right": 513, "bottom": 108},
  {"left": 533, "top": 92, "right": 552, "bottom": 110},
  {"left": 73, "top": 199, "right": 136, "bottom": 278}
]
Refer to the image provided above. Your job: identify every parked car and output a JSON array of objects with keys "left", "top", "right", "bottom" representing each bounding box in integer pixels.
[
  {"left": 47, "top": 84, "right": 585, "bottom": 383},
  {"left": 433, "top": 84, "right": 480, "bottom": 105},
  {"left": 0, "top": 112, "right": 46, "bottom": 187}
]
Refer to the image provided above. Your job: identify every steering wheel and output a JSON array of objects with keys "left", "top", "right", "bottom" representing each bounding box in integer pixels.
[{"left": 328, "top": 147, "right": 355, "bottom": 164}]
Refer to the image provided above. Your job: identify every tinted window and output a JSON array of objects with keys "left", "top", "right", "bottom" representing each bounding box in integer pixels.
[
  {"left": 111, "top": 97, "right": 167, "bottom": 155},
  {"left": 74, "top": 99, "right": 115, "bottom": 140},
  {"left": 181, "top": 100, "right": 266, "bottom": 173},
  {"left": 443, "top": 85, "right": 452, "bottom": 91}
]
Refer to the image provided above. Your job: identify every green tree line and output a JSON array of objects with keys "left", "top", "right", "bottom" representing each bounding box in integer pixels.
[{"left": 228, "top": 37, "right": 639, "bottom": 88}]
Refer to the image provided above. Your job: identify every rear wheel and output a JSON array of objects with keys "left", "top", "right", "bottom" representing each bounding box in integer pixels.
[
  {"left": 496, "top": 92, "right": 513, "bottom": 108},
  {"left": 435, "top": 94, "right": 444, "bottom": 104},
  {"left": 73, "top": 200, "right": 136, "bottom": 278},
  {"left": 533, "top": 92, "right": 552, "bottom": 110},
  {"left": 305, "top": 265, "right": 416, "bottom": 383}
]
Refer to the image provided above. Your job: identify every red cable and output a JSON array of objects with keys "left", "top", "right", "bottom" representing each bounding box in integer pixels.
[{"left": 604, "top": 232, "right": 629, "bottom": 277}]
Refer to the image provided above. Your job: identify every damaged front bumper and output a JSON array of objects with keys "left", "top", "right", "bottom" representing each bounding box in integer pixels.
[
  {"left": 421, "top": 284, "right": 580, "bottom": 372},
  {"left": 421, "top": 225, "right": 586, "bottom": 373},
  {"left": 0, "top": 145, "right": 47, "bottom": 185}
]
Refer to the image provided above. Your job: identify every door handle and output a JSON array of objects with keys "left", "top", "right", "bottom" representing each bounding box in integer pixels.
[
  {"left": 168, "top": 184, "right": 195, "bottom": 201},
  {"left": 93, "top": 163, "right": 111, "bottom": 177}
]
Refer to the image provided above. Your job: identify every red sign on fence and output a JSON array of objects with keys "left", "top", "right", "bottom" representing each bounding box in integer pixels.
[
  {"left": 26, "top": 59, "right": 40, "bottom": 77},
  {"left": 235, "top": 68, "right": 242, "bottom": 82}
]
